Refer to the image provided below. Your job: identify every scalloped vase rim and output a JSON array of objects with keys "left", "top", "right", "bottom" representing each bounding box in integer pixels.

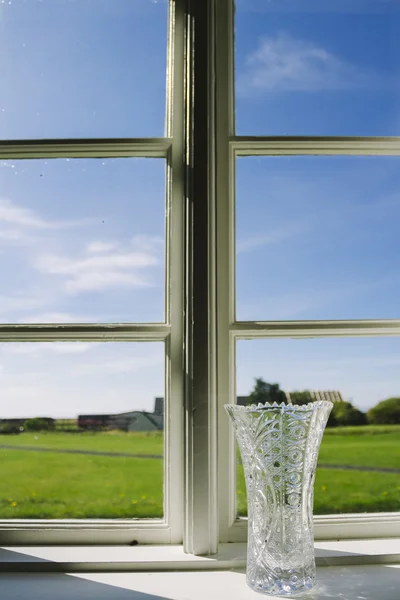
[{"left": 224, "top": 400, "right": 333, "bottom": 412}]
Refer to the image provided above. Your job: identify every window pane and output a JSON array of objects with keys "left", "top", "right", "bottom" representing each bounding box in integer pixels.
[
  {"left": 236, "top": 156, "right": 400, "bottom": 321},
  {"left": 0, "top": 0, "right": 168, "bottom": 139},
  {"left": 0, "top": 342, "right": 164, "bottom": 519},
  {"left": 235, "top": 338, "right": 400, "bottom": 517},
  {"left": 0, "top": 158, "right": 165, "bottom": 323},
  {"left": 235, "top": 0, "right": 400, "bottom": 135}
]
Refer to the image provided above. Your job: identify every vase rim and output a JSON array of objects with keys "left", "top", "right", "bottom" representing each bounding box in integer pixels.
[{"left": 224, "top": 400, "right": 333, "bottom": 412}]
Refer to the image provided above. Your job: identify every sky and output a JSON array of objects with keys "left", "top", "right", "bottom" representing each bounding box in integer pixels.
[{"left": 1, "top": 0, "right": 400, "bottom": 417}]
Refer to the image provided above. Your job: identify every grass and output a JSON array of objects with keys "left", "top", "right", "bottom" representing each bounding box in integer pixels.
[
  {"left": 0, "top": 448, "right": 163, "bottom": 519},
  {"left": 1, "top": 426, "right": 400, "bottom": 519},
  {"left": 324, "top": 424, "right": 400, "bottom": 436},
  {"left": 314, "top": 469, "right": 400, "bottom": 514},
  {"left": 237, "top": 425, "right": 400, "bottom": 517},
  {"left": 237, "top": 466, "right": 400, "bottom": 516},
  {"left": 0, "top": 431, "right": 163, "bottom": 455},
  {"left": 318, "top": 433, "right": 400, "bottom": 470}
]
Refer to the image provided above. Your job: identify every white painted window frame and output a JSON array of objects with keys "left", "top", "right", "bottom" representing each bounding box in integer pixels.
[
  {"left": 0, "top": 0, "right": 187, "bottom": 546},
  {"left": 3, "top": 0, "right": 399, "bottom": 555},
  {"left": 215, "top": 0, "right": 400, "bottom": 544}
]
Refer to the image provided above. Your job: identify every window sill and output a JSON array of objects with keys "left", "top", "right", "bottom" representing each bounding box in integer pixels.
[
  {"left": 1, "top": 565, "right": 399, "bottom": 600},
  {"left": 1, "top": 539, "right": 400, "bottom": 573}
]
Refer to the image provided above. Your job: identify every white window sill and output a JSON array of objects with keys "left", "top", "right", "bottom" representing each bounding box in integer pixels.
[
  {"left": 1, "top": 565, "right": 400, "bottom": 600},
  {"left": 1, "top": 539, "right": 400, "bottom": 572}
]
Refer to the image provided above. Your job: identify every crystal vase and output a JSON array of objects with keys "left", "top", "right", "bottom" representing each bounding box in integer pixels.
[{"left": 225, "top": 401, "right": 332, "bottom": 596}]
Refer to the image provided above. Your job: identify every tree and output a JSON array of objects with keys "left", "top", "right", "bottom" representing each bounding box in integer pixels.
[
  {"left": 329, "top": 401, "right": 367, "bottom": 427},
  {"left": 0, "top": 423, "right": 21, "bottom": 435},
  {"left": 25, "top": 418, "right": 53, "bottom": 432},
  {"left": 248, "top": 377, "right": 286, "bottom": 405},
  {"left": 289, "top": 390, "right": 313, "bottom": 406},
  {"left": 367, "top": 397, "right": 400, "bottom": 425}
]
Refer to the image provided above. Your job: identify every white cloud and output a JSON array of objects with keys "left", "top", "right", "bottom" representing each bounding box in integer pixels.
[
  {"left": 0, "top": 294, "right": 46, "bottom": 315},
  {"left": 0, "top": 197, "right": 94, "bottom": 257},
  {"left": 65, "top": 271, "right": 152, "bottom": 293},
  {"left": 21, "top": 312, "right": 96, "bottom": 324},
  {"left": 86, "top": 241, "right": 117, "bottom": 254},
  {"left": 35, "top": 236, "right": 162, "bottom": 294},
  {"left": 0, "top": 197, "right": 54, "bottom": 229},
  {"left": 76, "top": 354, "right": 163, "bottom": 376},
  {"left": 0, "top": 197, "right": 93, "bottom": 232},
  {"left": 7, "top": 342, "right": 95, "bottom": 356},
  {"left": 238, "top": 32, "right": 375, "bottom": 94},
  {"left": 130, "top": 234, "right": 164, "bottom": 252},
  {"left": 237, "top": 221, "right": 311, "bottom": 253},
  {"left": 38, "top": 252, "right": 157, "bottom": 275},
  {"left": 0, "top": 228, "right": 32, "bottom": 243},
  {"left": 238, "top": 276, "right": 392, "bottom": 321}
]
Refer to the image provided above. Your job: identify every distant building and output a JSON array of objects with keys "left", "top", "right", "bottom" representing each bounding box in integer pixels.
[
  {"left": 0, "top": 417, "right": 55, "bottom": 429},
  {"left": 78, "top": 400, "right": 164, "bottom": 433},
  {"left": 78, "top": 414, "right": 114, "bottom": 431},
  {"left": 285, "top": 390, "right": 344, "bottom": 404},
  {"left": 111, "top": 411, "right": 163, "bottom": 432},
  {"left": 154, "top": 397, "right": 164, "bottom": 415},
  {"left": 77, "top": 390, "right": 344, "bottom": 433},
  {"left": 0, "top": 418, "right": 25, "bottom": 428},
  {"left": 237, "top": 396, "right": 249, "bottom": 406},
  {"left": 236, "top": 391, "right": 344, "bottom": 406}
]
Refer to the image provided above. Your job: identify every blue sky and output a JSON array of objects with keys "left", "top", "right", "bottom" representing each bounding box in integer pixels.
[
  {"left": 235, "top": 0, "right": 400, "bottom": 135},
  {"left": 236, "top": 337, "right": 400, "bottom": 411},
  {"left": 1, "top": 0, "right": 400, "bottom": 417},
  {"left": 0, "top": 0, "right": 167, "bottom": 139}
]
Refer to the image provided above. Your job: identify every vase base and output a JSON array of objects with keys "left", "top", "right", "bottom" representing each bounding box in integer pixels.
[{"left": 247, "top": 577, "right": 315, "bottom": 597}]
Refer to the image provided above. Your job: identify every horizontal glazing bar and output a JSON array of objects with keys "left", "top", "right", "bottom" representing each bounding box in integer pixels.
[
  {"left": 0, "top": 519, "right": 167, "bottom": 529},
  {"left": 231, "top": 137, "right": 400, "bottom": 156},
  {"left": 0, "top": 139, "right": 172, "bottom": 159},
  {"left": 0, "top": 323, "right": 170, "bottom": 342},
  {"left": 231, "top": 320, "right": 400, "bottom": 338}
]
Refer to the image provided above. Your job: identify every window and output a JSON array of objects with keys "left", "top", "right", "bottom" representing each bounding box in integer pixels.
[
  {"left": 235, "top": 0, "right": 400, "bottom": 136},
  {"left": 216, "top": 0, "right": 400, "bottom": 543},
  {"left": 2, "top": 0, "right": 400, "bottom": 553},
  {"left": 1, "top": 342, "right": 165, "bottom": 521},
  {"left": 0, "top": 0, "right": 184, "bottom": 546}
]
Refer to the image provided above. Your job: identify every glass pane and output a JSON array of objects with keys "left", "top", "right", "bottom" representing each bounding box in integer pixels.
[
  {"left": 0, "top": 342, "right": 164, "bottom": 519},
  {"left": 235, "top": 338, "right": 400, "bottom": 517},
  {"left": 0, "top": 0, "right": 168, "bottom": 138},
  {"left": 0, "top": 158, "right": 165, "bottom": 323},
  {"left": 236, "top": 156, "right": 400, "bottom": 321},
  {"left": 235, "top": 0, "right": 400, "bottom": 135}
]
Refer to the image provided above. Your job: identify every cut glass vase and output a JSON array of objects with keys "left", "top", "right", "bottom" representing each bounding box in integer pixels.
[{"left": 225, "top": 401, "right": 332, "bottom": 596}]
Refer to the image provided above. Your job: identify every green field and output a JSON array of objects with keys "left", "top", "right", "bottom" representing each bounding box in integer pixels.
[
  {"left": 0, "top": 431, "right": 163, "bottom": 519},
  {"left": 1, "top": 426, "right": 400, "bottom": 519},
  {"left": 237, "top": 425, "right": 400, "bottom": 516},
  {"left": 0, "top": 430, "right": 163, "bottom": 455}
]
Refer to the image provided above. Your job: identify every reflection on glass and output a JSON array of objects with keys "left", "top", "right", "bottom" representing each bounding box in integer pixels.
[
  {"left": 235, "top": 338, "right": 400, "bottom": 516},
  {"left": 236, "top": 156, "right": 400, "bottom": 320},
  {"left": 0, "top": 158, "right": 165, "bottom": 323},
  {"left": 235, "top": 0, "right": 400, "bottom": 135},
  {"left": 0, "top": 342, "right": 164, "bottom": 519},
  {"left": 0, "top": 0, "right": 168, "bottom": 138}
]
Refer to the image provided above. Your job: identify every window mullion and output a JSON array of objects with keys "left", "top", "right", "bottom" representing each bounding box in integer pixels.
[{"left": 183, "top": 0, "right": 218, "bottom": 556}]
